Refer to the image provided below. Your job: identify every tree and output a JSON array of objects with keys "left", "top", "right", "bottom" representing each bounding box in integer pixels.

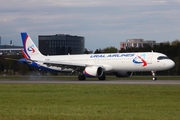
[
  {"left": 171, "top": 39, "right": 180, "bottom": 46},
  {"left": 102, "top": 46, "right": 118, "bottom": 53},
  {"left": 94, "top": 49, "right": 102, "bottom": 54}
]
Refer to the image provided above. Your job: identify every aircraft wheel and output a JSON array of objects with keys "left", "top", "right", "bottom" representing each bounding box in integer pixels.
[
  {"left": 98, "top": 74, "right": 106, "bottom": 81},
  {"left": 152, "top": 77, "right": 157, "bottom": 81},
  {"left": 78, "top": 74, "right": 86, "bottom": 81}
]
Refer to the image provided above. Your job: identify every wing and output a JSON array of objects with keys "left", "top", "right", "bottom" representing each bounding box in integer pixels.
[
  {"left": 38, "top": 60, "right": 113, "bottom": 72},
  {"left": 35, "top": 60, "right": 92, "bottom": 70},
  {"left": 44, "top": 61, "right": 86, "bottom": 67}
]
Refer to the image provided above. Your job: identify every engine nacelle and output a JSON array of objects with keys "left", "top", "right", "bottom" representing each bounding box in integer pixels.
[
  {"left": 83, "top": 66, "right": 103, "bottom": 77},
  {"left": 114, "top": 71, "right": 133, "bottom": 77}
]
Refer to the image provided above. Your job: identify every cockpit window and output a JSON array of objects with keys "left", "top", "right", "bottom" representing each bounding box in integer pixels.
[{"left": 157, "top": 56, "right": 169, "bottom": 60}]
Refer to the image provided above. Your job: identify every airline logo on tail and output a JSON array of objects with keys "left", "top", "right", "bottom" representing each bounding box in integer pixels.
[
  {"left": 27, "top": 45, "right": 35, "bottom": 53},
  {"left": 133, "top": 54, "right": 147, "bottom": 66}
]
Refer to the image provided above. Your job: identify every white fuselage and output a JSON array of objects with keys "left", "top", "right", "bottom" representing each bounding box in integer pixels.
[{"left": 34, "top": 52, "right": 175, "bottom": 72}]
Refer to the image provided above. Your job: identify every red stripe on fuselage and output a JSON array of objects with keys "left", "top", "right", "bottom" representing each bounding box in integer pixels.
[{"left": 137, "top": 56, "right": 147, "bottom": 66}]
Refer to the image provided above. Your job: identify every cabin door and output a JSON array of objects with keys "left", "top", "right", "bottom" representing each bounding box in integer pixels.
[{"left": 147, "top": 53, "right": 153, "bottom": 64}]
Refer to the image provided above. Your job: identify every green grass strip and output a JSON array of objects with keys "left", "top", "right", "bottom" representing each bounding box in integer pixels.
[{"left": 0, "top": 84, "right": 180, "bottom": 120}]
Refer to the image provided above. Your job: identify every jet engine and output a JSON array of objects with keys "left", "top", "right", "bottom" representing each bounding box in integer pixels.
[
  {"left": 83, "top": 66, "right": 103, "bottom": 77},
  {"left": 114, "top": 71, "right": 133, "bottom": 77}
]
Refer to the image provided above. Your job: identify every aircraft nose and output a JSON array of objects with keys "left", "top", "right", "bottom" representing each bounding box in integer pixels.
[{"left": 169, "top": 60, "right": 175, "bottom": 69}]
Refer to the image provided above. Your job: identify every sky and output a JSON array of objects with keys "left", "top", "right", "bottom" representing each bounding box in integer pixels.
[{"left": 0, "top": 0, "right": 180, "bottom": 51}]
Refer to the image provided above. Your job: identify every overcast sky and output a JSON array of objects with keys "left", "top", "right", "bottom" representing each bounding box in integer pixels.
[{"left": 0, "top": 0, "right": 180, "bottom": 51}]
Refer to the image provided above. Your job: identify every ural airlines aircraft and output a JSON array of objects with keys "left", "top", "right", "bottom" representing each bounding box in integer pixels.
[{"left": 21, "top": 32, "right": 175, "bottom": 81}]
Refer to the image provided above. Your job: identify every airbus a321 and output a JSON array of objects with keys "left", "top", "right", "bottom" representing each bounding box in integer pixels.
[{"left": 20, "top": 32, "right": 175, "bottom": 81}]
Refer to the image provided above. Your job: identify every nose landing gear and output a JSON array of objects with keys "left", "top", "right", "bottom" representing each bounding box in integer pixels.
[{"left": 151, "top": 71, "right": 157, "bottom": 81}]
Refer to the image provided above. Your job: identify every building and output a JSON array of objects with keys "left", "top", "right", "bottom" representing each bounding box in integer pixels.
[
  {"left": 120, "top": 39, "right": 156, "bottom": 50},
  {"left": 39, "top": 34, "right": 85, "bottom": 55},
  {"left": 0, "top": 40, "right": 23, "bottom": 55}
]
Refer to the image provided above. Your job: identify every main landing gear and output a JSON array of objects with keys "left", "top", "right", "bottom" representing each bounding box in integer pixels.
[
  {"left": 151, "top": 71, "right": 157, "bottom": 81},
  {"left": 98, "top": 74, "right": 106, "bottom": 81},
  {"left": 78, "top": 74, "right": 86, "bottom": 81}
]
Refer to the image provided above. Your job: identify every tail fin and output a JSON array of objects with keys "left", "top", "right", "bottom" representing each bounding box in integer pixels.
[
  {"left": 21, "top": 32, "right": 44, "bottom": 59},
  {"left": 21, "top": 49, "right": 29, "bottom": 59}
]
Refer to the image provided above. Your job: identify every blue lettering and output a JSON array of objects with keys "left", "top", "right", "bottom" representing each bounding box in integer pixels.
[
  {"left": 91, "top": 53, "right": 135, "bottom": 58},
  {"left": 107, "top": 54, "right": 135, "bottom": 57},
  {"left": 112, "top": 54, "right": 119, "bottom": 57},
  {"left": 107, "top": 54, "right": 120, "bottom": 57},
  {"left": 90, "top": 54, "right": 105, "bottom": 58},
  {"left": 107, "top": 54, "right": 112, "bottom": 57}
]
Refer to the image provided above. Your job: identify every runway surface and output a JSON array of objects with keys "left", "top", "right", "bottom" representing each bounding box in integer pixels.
[{"left": 0, "top": 80, "right": 180, "bottom": 85}]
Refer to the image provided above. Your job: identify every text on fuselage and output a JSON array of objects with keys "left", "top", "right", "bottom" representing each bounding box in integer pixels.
[{"left": 90, "top": 54, "right": 135, "bottom": 58}]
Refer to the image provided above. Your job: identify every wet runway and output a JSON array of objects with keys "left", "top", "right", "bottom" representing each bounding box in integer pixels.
[{"left": 0, "top": 80, "right": 180, "bottom": 85}]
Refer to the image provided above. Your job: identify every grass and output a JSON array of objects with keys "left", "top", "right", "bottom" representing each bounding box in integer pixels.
[{"left": 0, "top": 84, "right": 180, "bottom": 120}]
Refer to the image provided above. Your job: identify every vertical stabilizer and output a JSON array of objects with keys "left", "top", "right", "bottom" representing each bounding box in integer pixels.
[{"left": 21, "top": 32, "right": 44, "bottom": 59}]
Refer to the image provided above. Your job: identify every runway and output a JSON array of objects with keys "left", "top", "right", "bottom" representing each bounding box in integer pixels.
[{"left": 0, "top": 80, "right": 180, "bottom": 85}]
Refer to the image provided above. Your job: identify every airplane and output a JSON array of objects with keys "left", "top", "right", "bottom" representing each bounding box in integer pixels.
[{"left": 20, "top": 32, "right": 175, "bottom": 81}]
